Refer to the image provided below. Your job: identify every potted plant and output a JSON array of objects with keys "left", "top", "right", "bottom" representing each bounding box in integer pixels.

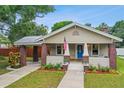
[{"left": 62, "top": 57, "right": 70, "bottom": 71}]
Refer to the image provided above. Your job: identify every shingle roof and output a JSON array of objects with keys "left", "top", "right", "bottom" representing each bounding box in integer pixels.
[{"left": 14, "top": 36, "right": 43, "bottom": 45}]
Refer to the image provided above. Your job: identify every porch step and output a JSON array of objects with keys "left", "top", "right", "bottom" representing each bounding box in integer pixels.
[
  {"left": 68, "top": 62, "right": 84, "bottom": 71},
  {"left": 70, "top": 59, "right": 82, "bottom": 62}
]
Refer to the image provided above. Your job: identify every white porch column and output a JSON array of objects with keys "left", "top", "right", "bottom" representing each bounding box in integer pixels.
[
  {"left": 83, "top": 43, "right": 89, "bottom": 71},
  {"left": 83, "top": 43, "right": 89, "bottom": 56},
  {"left": 64, "top": 41, "right": 70, "bottom": 63},
  {"left": 83, "top": 43, "right": 89, "bottom": 64}
]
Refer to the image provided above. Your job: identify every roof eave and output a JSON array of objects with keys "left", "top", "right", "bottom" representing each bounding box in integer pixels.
[{"left": 14, "top": 42, "right": 42, "bottom": 46}]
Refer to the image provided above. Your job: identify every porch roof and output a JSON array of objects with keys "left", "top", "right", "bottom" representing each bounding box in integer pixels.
[{"left": 14, "top": 36, "right": 43, "bottom": 45}]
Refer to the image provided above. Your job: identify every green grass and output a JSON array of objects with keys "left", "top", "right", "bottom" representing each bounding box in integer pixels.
[
  {"left": 26, "top": 57, "right": 33, "bottom": 62},
  {"left": 0, "top": 56, "right": 10, "bottom": 75},
  {"left": 117, "top": 56, "right": 124, "bottom": 73},
  {"left": 7, "top": 70, "right": 64, "bottom": 88},
  {"left": 84, "top": 56, "right": 124, "bottom": 88},
  {"left": 84, "top": 74, "right": 124, "bottom": 88},
  {"left": 26, "top": 57, "right": 41, "bottom": 62}
]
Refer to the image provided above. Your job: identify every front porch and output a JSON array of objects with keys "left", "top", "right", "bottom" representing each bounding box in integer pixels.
[
  {"left": 14, "top": 40, "right": 116, "bottom": 69},
  {"left": 46, "top": 43, "right": 116, "bottom": 68},
  {"left": 47, "top": 43, "right": 109, "bottom": 58}
]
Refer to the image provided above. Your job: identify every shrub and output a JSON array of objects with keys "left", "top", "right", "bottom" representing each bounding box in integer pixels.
[
  {"left": 64, "top": 58, "right": 69, "bottom": 63},
  {"left": 109, "top": 69, "right": 117, "bottom": 74},
  {"left": 101, "top": 67, "right": 106, "bottom": 72},
  {"left": 41, "top": 63, "right": 62, "bottom": 70},
  {"left": 89, "top": 65, "right": 97, "bottom": 71},
  {"left": 97, "top": 64, "right": 101, "bottom": 71},
  {"left": 44, "top": 64, "right": 54, "bottom": 70},
  {"left": 41, "top": 64, "right": 46, "bottom": 69},
  {"left": 54, "top": 63, "right": 61, "bottom": 70},
  {"left": 42, "top": 64, "right": 45, "bottom": 66},
  {"left": 92, "top": 69, "right": 97, "bottom": 73},
  {"left": 98, "top": 66, "right": 109, "bottom": 72},
  {"left": 104, "top": 67, "right": 110, "bottom": 72},
  {"left": 8, "top": 52, "right": 20, "bottom": 68}
]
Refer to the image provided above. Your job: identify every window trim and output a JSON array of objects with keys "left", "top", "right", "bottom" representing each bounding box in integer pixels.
[
  {"left": 56, "top": 44, "right": 63, "bottom": 55},
  {"left": 91, "top": 44, "right": 100, "bottom": 56}
]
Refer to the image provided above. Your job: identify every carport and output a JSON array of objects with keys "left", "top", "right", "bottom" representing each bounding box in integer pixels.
[{"left": 14, "top": 36, "right": 47, "bottom": 66}]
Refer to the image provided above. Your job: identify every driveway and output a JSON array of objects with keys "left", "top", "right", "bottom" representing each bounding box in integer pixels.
[
  {"left": 0, "top": 63, "right": 40, "bottom": 88},
  {"left": 58, "top": 62, "right": 84, "bottom": 88}
]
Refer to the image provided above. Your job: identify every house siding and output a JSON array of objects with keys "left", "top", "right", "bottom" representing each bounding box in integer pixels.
[
  {"left": 47, "top": 44, "right": 56, "bottom": 56},
  {"left": 100, "top": 44, "right": 109, "bottom": 57},
  {"left": 47, "top": 44, "right": 76, "bottom": 58},
  {"left": 88, "top": 44, "right": 108, "bottom": 57},
  {"left": 69, "top": 44, "right": 75, "bottom": 59},
  {"left": 44, "top": 26, "right": 113, "bottom": 44}
]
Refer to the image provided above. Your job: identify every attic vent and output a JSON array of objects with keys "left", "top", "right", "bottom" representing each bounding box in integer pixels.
[{"left": 72, "top": 30, "right": 79, "bottom": 36}]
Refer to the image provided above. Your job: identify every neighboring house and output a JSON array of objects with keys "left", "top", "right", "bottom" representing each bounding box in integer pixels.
[
  {"left": 116, "top": 48, "right": 124, "bottom": 56},
  {"left": 0, "top": 34, "right": 11, "bottom": 48},
  {"left": 14, "top": 22, "right": 123, "bottom": 69}
]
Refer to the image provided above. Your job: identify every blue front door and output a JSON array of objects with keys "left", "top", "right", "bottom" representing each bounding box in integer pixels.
[{"left": 77, "top": 45, "right": 83, "bottom": 59}]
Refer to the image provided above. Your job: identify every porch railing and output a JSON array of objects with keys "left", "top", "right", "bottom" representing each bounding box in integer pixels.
[
  {"left": 46, "top": 56, "right": 64, "bottom": 65},
  {"left": 89, "top": 57, "right": 109, "bottom": 67}
]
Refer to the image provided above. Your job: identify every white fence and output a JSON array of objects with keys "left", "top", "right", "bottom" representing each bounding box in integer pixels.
[
  {"left": 46, "top": 56, "right": 64, "bottom": 65},
  {"left": 89, "top": 57, "right": 109, "bottom": 67},
  {"left": 116, "top": 48, "right": 124, "bottom": 56}
]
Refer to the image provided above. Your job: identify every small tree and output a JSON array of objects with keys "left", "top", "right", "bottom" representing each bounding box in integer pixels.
[{"left": 8, "top": 52, "right": 20, "bottom": 68}]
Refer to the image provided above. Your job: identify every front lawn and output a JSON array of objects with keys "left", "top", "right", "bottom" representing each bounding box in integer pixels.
[
  {"left": 84, "top": 57, "right": 124, "bottom": 88},
  {"left": 26, "top": 57, "right": 41, "bottom": 63},
  {"left": 117, "top": 56, "right": 124, "bottom": 73},
  {"left": 84, "top": 74, "right": 124, "bottom": 88},
  {"left": 0, "top": 56, "right": 10, "bottom": 75},
  {"left": 7, "top": 70, "right": 64, "bottom": 88}
]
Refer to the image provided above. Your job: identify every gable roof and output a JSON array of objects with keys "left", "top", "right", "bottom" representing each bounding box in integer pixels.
[
  {"left": 37, "top": 22, "right": 123, "bottom": 42},
  {"left": 14, "top": 22, "right": 123, "bottom": 46}
]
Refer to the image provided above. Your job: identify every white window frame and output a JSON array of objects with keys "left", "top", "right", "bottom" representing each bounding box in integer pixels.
[
  {"left": 56, "top": 44, "right": 63, "bottom": 55},
  {"left": 91, "top": 44, "right": 100, "bottom": 56}
]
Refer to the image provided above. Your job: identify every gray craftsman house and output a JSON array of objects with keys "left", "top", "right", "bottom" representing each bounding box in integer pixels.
[{"left": 14, "top": 22, "right": 123, "bottom": 69}]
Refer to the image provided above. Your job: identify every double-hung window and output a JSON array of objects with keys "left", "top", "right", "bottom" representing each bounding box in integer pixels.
[
  {"left": 56, "top": 45, "right": 63, "bottom": 55},
  {"left": 92, "top": 44, "right": 99, "bottom": 56}
]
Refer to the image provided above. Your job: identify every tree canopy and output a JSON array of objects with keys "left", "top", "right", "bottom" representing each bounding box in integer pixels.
[
  {"left": 51, "top": 21, "right": 73, "bottom": 31},
  {"left": 96, "top": 22, "right": 111, "bottom": 33},
  {"left": 111, "top": 20, "right": 124, "bottom": 47},
  {"left": 0, "top": 34, "right": 11, "bottom": 44},
  {"left": 0, "top": 5, "right": 55, "bottom": 43}
]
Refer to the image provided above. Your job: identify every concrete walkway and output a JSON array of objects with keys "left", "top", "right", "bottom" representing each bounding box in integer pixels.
[
  {"left": 0, "top": 63, "right": 40, "bottom": 88},
  {"left": 58, "top": 62, "right": 84, "bottom": 88}
]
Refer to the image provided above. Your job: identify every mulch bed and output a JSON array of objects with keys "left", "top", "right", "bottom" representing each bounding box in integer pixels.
[
  {"left": 85, "top": 70, "right": 118, "bottom": 74},
  {"left": 38, "top": 68, "right": 65, "bottom": 72}
]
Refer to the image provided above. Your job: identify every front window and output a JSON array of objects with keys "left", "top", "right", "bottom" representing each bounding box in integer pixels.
[
  {"left": 92, "top": 44, "right": 99, "bottom": 56},
  {"left": 56, "top": 45, "right": 63, "bottom": 55}
]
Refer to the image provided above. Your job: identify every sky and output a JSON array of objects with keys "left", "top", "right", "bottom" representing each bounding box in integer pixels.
[{"left": 35, "top": 5, "right": 124, "bottom": 32}]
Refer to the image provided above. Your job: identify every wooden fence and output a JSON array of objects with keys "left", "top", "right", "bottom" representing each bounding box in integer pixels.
[{"left": 0, "top": 47, "right": 42, "bottom": 57}]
